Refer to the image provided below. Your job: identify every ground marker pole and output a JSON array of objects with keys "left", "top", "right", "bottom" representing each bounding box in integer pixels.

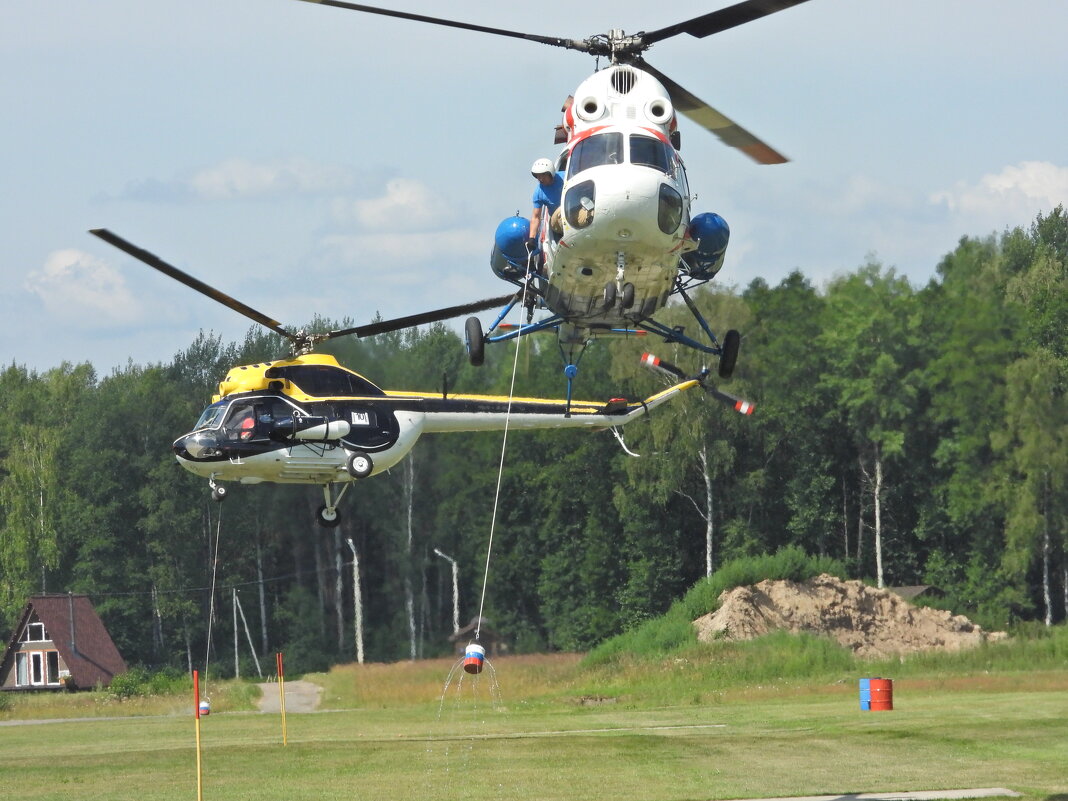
[
  {"left": 193, "top": 669, "right": 204, "bottom": 801},
  {"left": 276, "top": 652, "right": 288, "bottom": 745}
]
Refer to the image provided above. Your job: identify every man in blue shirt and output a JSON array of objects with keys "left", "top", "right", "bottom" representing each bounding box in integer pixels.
[{"left": 528, "top": 157, "right": 564, "bottom": 251}]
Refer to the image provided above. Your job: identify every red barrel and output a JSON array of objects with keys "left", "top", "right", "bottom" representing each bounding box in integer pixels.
[{"left": 869, "top": 678, "right": 893, "bottom": 711}]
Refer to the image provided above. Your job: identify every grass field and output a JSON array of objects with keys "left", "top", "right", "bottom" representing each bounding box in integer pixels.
[{"left": 2, "top": 646, "right": 1067, "bottom": 801}]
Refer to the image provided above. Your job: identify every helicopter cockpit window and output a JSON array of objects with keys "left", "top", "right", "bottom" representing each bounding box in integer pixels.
[
  {"left": 275, "top": 365, "right": 386, "bottom": 398},
  {"left": 194, "top": 402, "right": 227, "bottom": 430},
  {"left": 629, "top": 135, "right": 673, "bottom": 174},
  {"left": 568, "top": 132, "right": 624, "bottom": 177}
]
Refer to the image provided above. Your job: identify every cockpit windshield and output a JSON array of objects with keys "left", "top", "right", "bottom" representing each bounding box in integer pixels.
[
  {"left": 630, "top": 135, "right": 674, "bottom": 174},
  {"left": 568, "top": 132, "right": 624, "bottom": 177},
  {"left": 194, "top": 402, "right": 227, "bottom": 430},
  {"left": 568, "top": 132, "right": 678, "bottom": 178}
]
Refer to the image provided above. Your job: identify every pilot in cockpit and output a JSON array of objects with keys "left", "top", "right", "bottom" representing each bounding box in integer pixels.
[{"left": 224, "top": 404, "right": 257, "bottom": 441}]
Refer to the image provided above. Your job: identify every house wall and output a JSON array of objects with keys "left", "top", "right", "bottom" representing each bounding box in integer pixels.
[{"left": 0, "top": 619, "right": 70, "bottom": 691}]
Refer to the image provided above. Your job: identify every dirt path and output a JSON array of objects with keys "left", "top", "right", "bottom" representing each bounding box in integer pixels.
[{"left": 257, "top": 679, "right": 322, "bottom": 713}]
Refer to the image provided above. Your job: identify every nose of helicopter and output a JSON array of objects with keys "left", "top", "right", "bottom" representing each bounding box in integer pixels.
[
  {"left": 569, "top": 166, "right": 676, "bottom": 242},
  {"left": 174, "top": 430, "right": 219, "bottom": 460}
]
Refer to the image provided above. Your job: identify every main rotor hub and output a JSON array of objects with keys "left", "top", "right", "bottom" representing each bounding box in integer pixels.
[{"left": 586, "top": 29, "right": 648, "bottom": 63}]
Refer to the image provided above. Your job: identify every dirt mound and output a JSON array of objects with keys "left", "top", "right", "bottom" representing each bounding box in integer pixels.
[{"left": 693, "top": 573, "right": 1007, "bottom": 659}]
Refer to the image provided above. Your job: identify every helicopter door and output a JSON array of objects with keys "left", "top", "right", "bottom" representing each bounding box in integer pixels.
[{"left": 222, "top": 402, "right": 260, "bottom": 442}]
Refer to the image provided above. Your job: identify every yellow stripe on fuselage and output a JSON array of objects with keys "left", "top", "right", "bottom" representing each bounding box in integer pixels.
[{"left": 383, "top": 390, "right": 607, "bottom": 414}]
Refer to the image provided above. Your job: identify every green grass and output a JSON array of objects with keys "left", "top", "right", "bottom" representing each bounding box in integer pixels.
[{"left": 2, "top": 635, "right": 1067, "bottom": 801}]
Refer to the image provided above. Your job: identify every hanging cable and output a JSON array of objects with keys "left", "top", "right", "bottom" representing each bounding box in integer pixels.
[
  {"left": 202, "top": 504, "right": 223, "bottom": 694},
  {"left": 474, "top": 252, "right": 536, "bottom": 641}
]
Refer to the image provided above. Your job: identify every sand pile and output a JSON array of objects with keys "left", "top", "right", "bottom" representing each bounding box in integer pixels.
[{"left": 692, "top": 573, "right": 1007, "bottom": 658}]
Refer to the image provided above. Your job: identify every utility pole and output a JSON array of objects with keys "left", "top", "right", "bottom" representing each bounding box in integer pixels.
[
  {"left": 346, "top": 538, "right": 365, "bottom": 664},
  {"left": 433, "top": 548, "right": 460, "bottom": 635}
]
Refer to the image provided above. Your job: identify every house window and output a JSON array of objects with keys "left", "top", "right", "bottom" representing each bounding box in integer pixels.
[
  {"left": 13, "top": 650, "right": 61, "bottom": 687},
  {"left": 30, "top": 652, "right": 44, "bottom": 685},
  {"left": 21, "top": 622, "right": 48, "bottom": 642}
]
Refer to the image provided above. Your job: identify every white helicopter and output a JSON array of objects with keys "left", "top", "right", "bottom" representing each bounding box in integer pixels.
[
  {"left": 295, "top": 0, "right": 812, "bottom": 402},
  {"left": 90, "top": 229, "right": 750, "bottom": 527}
]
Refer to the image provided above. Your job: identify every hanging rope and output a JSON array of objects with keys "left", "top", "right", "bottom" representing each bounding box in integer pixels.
[
  {"left": 202, "top": 504, "right": 224, "bottom": 694},
  {"left": 474, "top": 254, "right": 536, "bottom": 641}
]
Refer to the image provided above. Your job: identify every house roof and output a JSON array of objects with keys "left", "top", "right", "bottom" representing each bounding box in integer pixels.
[
  {"left": 2, "top": 594, "right": 127, "bottom": 688},
  {"left": 448, "top": 615, "right": 500, "bottom": 642}
]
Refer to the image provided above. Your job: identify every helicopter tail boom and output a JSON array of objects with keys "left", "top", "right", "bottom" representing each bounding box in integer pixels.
[{"left": 414, "top": 376, "right": 701, "bottom": 434}]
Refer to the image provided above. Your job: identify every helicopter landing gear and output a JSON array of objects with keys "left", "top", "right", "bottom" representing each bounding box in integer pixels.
[
  {"left": 719, "top": 329, "right": 740, "bottom": 379},
  {"left": 602, "top": 281, "right": 616, "bottom": 309},
  {"left": 605, "top": 279, "right": 634, "bottom": 310},
  {"left": 316, "top": 504, "right": 340, "bottom": 528},
  {"left": 613, "top": 251, "right": 636, "bottom": 310},
  {"left": 465, "top": 316, "right": 485, "bottom": 367},
  {"left": 208, "top": 476, "right": 227, "bottom": 502},
  {"left": 316, "top": 482, "right": 352, "bottom": 528},
  {"left": 345, "top": 450, "right": 373, "bottom": 479}
]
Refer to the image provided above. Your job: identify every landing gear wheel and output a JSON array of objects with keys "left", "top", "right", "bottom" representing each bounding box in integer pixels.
[
  {"left": 316, "top": 504, "right": 341, "bottom": 528},
  {"left": 465, "top": 316, "right": 485, "bottom": 367},
  {"left": 621, "top": 282, "right": 635, "bottom": 310},
  {"left": 211, "top": 486, "right": 227, "bottom": 502},
  {"left": 346, "top": 450, "right": 373, "bottom": 479},
  {"left": 602, "top": 281, "right": 617, "bottom": 308},
  {"left": 719, "top": 329, "right": 741, "bottom": 379}
]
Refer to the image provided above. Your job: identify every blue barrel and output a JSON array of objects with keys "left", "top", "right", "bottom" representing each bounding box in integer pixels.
[
  {"left": 681, "top": 212, "right": 730, "bottom": 279},
  {"left": 859, "top": 678, "right": 871, "bottom": 711},
  {"left": 490, "top": 216, "right": 530, "bottom": 280}
]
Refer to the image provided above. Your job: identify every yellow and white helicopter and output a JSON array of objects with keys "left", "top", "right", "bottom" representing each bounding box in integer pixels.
[
  {"left": 90, "top": 229, "right": 751, "bottom": 527},
  {"left": 295, "top": 0, "right": 812, "bottom": 403}
]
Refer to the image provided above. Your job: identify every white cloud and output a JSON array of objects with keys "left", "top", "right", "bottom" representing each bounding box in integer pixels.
[
  {"left": 331, "top": 177, "right": 456, "bottom": 231},
  {"left": 320, "top": 228, "right": 484, "bottom": 280},
  {"left": 24, "top": 249, "right": 144, "bottom": 327},
  {"left": 112, "top": 157, "right": 378, "bottom": 202},
  {"left": 930, "top": 161, "right": 1068, "bottom": 222},
  {"left": 188, "top": 156, "right": 360, "bottom": 200}
]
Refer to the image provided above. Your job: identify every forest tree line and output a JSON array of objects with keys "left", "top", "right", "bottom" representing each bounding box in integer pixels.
[{"left": 1, "top": 207, "right": 1066, "bottom": 674}]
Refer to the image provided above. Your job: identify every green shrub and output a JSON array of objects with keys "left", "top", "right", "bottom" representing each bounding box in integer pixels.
[{"left": 106, "top": 666, "right": 191, "bottom": 699}]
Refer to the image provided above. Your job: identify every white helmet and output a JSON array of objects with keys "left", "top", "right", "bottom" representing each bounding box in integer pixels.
[{"left": 530, "top": 158, "right": 554, "bottom": 177}]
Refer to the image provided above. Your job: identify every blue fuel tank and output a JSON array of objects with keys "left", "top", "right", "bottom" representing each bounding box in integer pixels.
[
  {"left": 681, "top": 212, "right": 730, "bottom": 280},
  {"left": 490, "top": 216, "right": 531, "bottom": 281}
]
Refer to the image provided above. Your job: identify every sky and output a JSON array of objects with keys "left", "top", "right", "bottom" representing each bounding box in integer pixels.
[{"left": 2, "top": 0, "right": 1066, "bottom": 374}]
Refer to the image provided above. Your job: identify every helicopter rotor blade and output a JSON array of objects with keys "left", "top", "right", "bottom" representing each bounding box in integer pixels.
[
  {"left": 635, "top": 58, "right": 787, "bottom": 164},
  {"left": 641, "top": 0, "right": 814, "bottom": 46},
  {"left": 293, "top": 0, "right": 588, "bottom": 54},
  {"left": 331, "top": 293, "right": 517, "bottom": 340},
  {"left": 88, "top": 229, "right": 296, "bottom": 343}
]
